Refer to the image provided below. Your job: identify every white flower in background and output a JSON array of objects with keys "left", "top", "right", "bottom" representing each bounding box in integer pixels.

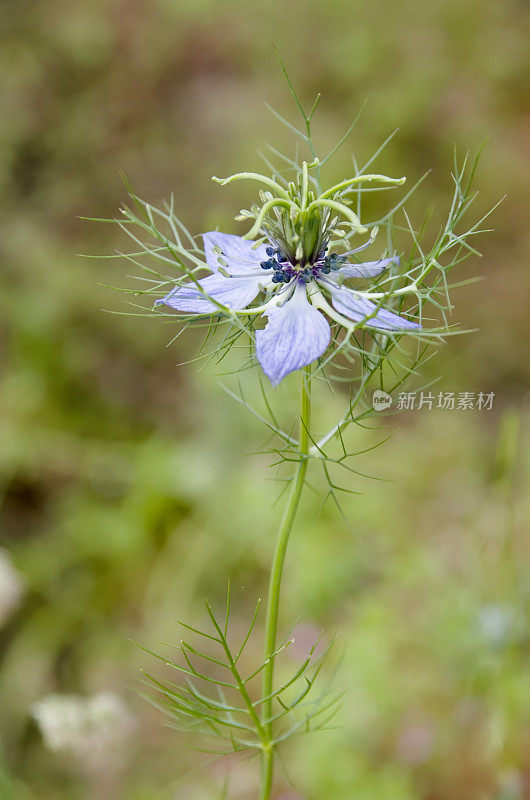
[
  {"left": 32, "top": 692, "right": 135, "bottom": 765},
  {"left": 478, "top": 603, "right": 517, "bottom": 648},
  {"left": 0, "top": 548, "right": 25, "bottom": 628}
]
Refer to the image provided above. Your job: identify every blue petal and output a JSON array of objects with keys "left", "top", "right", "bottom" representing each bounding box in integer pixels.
[
  {"left": 337, "top": 255, "right": 399, "bottom": 279},
  {"left": 255, "top": 284, "right": 331, "bottom": 386},
  {"left": 155, "top": 272, "right": 263, "bottom": 314},
  {"left": 203, "top": 231, "right": 269, "bottom": 275},
  {"left": 329, "top": 284, "right": 421, "bottom": 331}
]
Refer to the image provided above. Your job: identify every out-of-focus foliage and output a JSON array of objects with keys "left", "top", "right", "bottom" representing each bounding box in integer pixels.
[{"left": 0, "top": 0, "right": 528, "bottom": 798}]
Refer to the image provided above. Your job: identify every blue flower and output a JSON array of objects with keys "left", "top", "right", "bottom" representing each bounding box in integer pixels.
[{"left": 155, "top": 231, "right": 421, "bottom": 386}]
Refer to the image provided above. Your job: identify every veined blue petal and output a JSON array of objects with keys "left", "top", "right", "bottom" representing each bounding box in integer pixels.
[
  {"left": 256, "top": 283, "right": 330, "bottom": 386},
  {"left": 203, "top": 231, "right": 269, "bottom": 275},
  {"left": 329, "top": 284, "right": 421, "bottom": 331},
  {"left": 155, "top": 272, "right": 263, "bottom": 314},
  {"left": 337, "top": 255, "right": 399, "bottom": 279}
]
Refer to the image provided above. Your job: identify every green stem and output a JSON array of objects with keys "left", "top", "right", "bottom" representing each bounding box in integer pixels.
[
  {"left": 259, "top": 368, "right": 311, "bottom": 800},
  {"left": 259, "top": 747, "right": 274, "bottom": 800}
]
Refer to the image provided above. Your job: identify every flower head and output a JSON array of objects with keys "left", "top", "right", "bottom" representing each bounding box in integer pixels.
[
  {"left": 156, "top": 229, "right": 419, "bottom": 385},
  {"left": 155, "top": 162, "right": 420, "bottom": 385}
]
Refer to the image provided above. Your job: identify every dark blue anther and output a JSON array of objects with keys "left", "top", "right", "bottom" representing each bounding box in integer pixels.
[
  {"left": 265, "top": 246, "right": 276, "bottom": 256},
  {"left": 298, "top": 267, "right": 313, "bottom": 284},
  {"left": 260, "top": 258, "right": 277, "bottom": 270},
  {"left": 323, "top": 253, "right": 345, "bottom": 272},
  {"left": 271, "top": 267, "right": 292, "bottom": 284}
]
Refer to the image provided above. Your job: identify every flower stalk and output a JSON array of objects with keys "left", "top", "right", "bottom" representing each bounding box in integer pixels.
[{"left": 260, "top": 366, "right": 312, "bottom": 798}]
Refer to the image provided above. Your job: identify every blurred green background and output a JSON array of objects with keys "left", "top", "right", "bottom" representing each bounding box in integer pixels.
[{"left": 1, "top": 0, "right": 529, "bottom": 798}]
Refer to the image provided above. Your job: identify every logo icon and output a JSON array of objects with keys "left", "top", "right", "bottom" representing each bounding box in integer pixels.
[{"left": 372, "top": 390, "right": 392, "bottom": 411}]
